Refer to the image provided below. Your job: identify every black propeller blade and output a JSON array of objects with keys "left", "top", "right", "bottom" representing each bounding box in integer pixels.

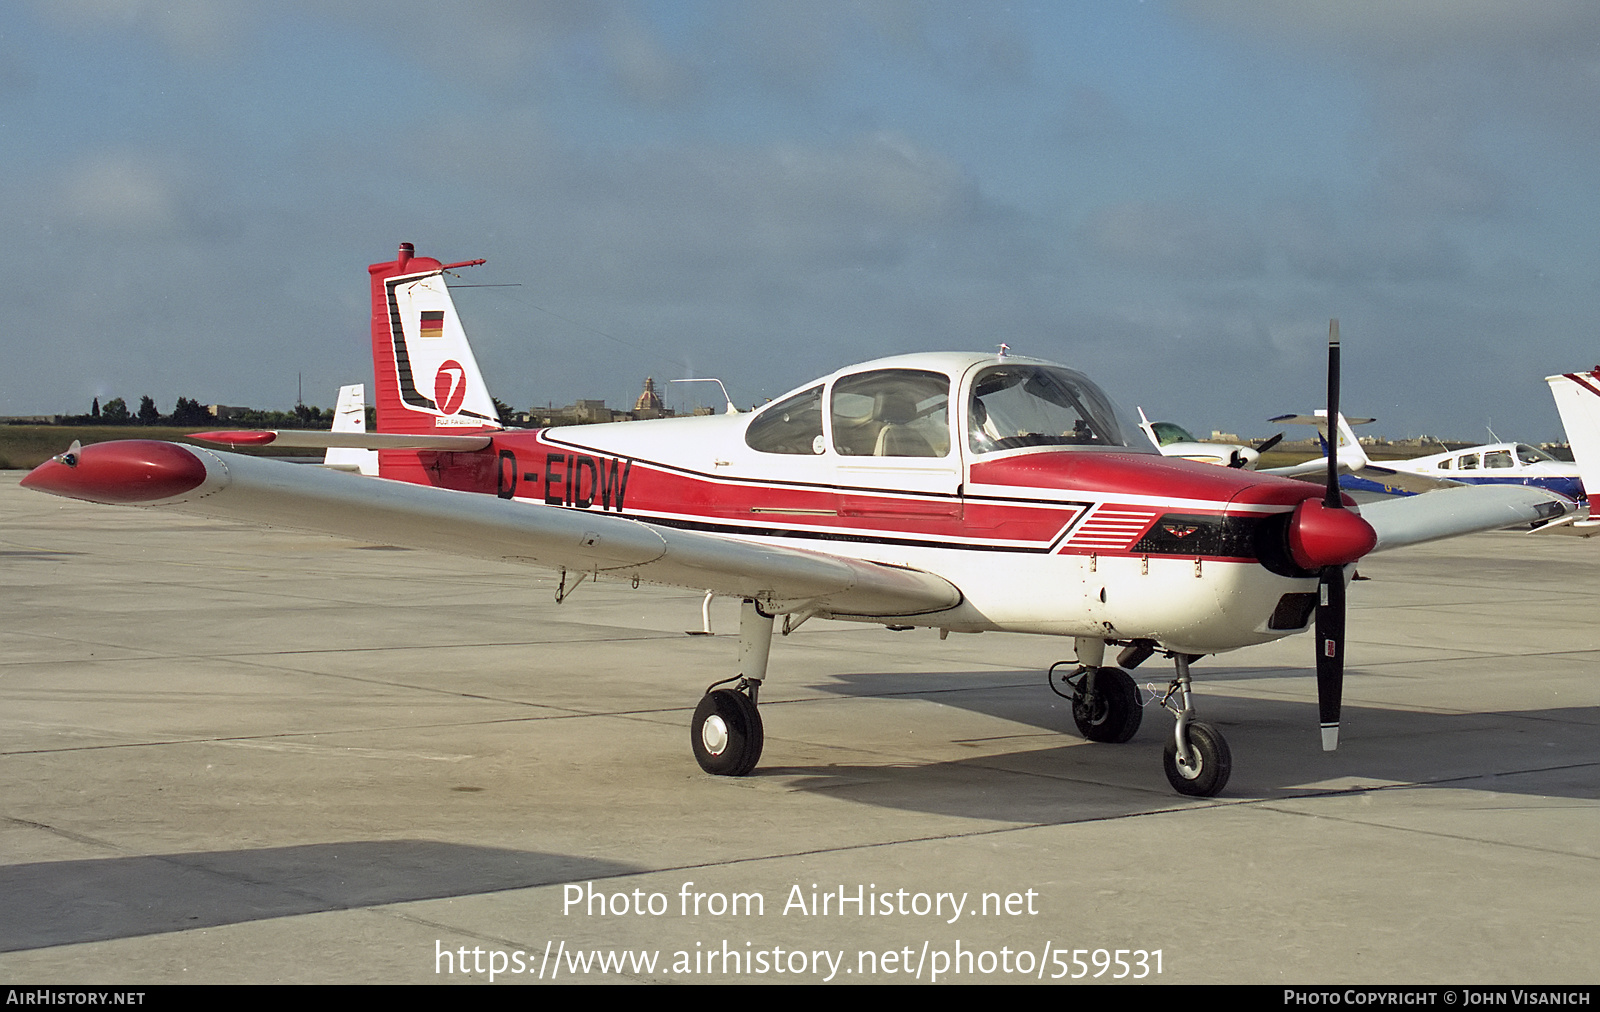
[
  {"left": 1255, "top": 431, "right": 1285, "bottom": 455},
  {"left": 1317, "top": 318, "right": 1343, "bottom": 751}
]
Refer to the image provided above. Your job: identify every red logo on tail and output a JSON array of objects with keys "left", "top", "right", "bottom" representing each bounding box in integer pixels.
[{"left": 434, "top": 360, "right": 467, "bottom": 415}]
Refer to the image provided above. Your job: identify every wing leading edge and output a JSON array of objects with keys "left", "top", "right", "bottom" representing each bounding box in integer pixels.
[
  {"left": 1359, "top": 482, "right": 1574, "bottom": 553},
  {"left": 20, "top": 440, "right": 961, "bottom": 619}
]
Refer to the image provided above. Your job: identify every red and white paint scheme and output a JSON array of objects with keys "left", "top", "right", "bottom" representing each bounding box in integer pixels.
[{"left": 21, "top": 245, "right": 1579, "bottom": 796}]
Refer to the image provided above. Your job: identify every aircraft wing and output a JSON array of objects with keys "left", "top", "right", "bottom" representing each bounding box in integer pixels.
[
  {"left": 21, "top": 440, "right": 961, "bottom": 620},
  {"left": 1344, "top": 465, "right": 1462, "bottom": 495},
  {"left": 1331, "top": 462, "right": 1460, "bottom": 495},
  {"left": 1258, "top": 456, "right": 1461, "bottom": 494},
  {"left": 192, "top": 429, "right": 495, "bottom": 451},
  {"left": 1359, "top": 483, "right": 1574, "bottom": 552}
]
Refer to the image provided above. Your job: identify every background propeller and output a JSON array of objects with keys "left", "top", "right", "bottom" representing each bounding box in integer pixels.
[{"left": 1227, "top": 430, "right": 1285, "bottom": 468}]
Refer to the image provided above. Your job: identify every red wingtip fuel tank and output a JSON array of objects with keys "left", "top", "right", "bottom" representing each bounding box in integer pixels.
[
  {"left": 20, "top": 440, "right": 209, "bottom": 504},
  {"left": 190, "top": 430, "right": 277, "bottom": 446}
]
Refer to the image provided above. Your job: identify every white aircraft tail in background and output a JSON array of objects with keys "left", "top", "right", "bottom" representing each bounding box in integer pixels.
[
  {"left": 322, "top": 384, "right": 379, "bottom": 476},
  {"left": 1538, "top": 368, "right": 1600, "bottom": 536}
]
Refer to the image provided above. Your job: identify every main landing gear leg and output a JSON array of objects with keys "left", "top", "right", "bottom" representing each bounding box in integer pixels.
[
  {"left": 1158, "top": 654, "right": 1231, "bottom": 797},
  {"left": 690, "top": 599, "right": 771, "bottom": 777},
  {"left": 1051, "top": 637, "right": 1142, "bottom": 743}
]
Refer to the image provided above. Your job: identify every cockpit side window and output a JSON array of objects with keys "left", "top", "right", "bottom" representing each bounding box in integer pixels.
[
  {"left": 968, "top": 364, "right": 1130, "bottom": 453},
  {"left": 830, "top": 369, "right": 951, "bottom": 457},
  {"left": 1484, "top": 450, "right": 1513, "bottom": 469},
  {"left": 745, "top": 385, "right": 824, "bottom": 454}
]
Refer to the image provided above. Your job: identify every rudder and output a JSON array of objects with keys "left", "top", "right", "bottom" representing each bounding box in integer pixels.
[{"left": 368, "top": 243, "right": 499, "bottom": 435}]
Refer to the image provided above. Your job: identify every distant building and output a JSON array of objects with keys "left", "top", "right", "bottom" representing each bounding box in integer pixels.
[
  {"left": 520, "top": 379, "right": 680, "bottom": 427},
  {"left": 634, "top": 377, "right": 666, "bottom": 419},
  {"left": 568, "top": 398, "right": 612, "bottom": 424}
]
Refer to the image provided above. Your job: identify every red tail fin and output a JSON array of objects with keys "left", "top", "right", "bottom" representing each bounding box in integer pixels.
[{"left": 368, "top": 243, "right": 497, "bottom": 435}]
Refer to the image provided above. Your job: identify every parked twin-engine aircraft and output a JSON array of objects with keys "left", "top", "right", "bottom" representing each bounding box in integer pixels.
[{"left": 20, "top": 245, "right": 1579, "bottom": 796}]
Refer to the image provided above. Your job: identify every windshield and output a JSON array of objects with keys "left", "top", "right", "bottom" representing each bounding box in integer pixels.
[
  {"left": 968, "top": 364, "right": 1135, "bottom": 453},
  {"left": 1516, "top": 444, "right": 1554, "bottom": 465}
]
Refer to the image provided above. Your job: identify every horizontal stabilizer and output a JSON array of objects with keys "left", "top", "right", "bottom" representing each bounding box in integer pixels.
[
  {"left": 192, "top": 430, "right": 494, "bottom": 451},
  {"left": 1268, "top": 413, "right": 1376, "bottom": 427}
]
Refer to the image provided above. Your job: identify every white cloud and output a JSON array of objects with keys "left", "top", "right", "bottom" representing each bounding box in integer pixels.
[
  {"left": 33, "top": 0, "right": 259, "bottom": 58},
  {"left": 58, "top": 154, "right": 179, "bottom": 232},
  {"left": 1084, "top": 200, "right": 1262, "bottom": 278}
]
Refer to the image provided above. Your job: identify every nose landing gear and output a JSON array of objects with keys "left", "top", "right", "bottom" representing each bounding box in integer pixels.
[{"left": 1154, "top": 653, "right": 1231, "bottom": 797}]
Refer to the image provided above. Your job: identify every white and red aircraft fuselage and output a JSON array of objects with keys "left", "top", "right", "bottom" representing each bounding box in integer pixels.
[{"left": 21, "top": 245, "right": 1576, "bottom": 797}]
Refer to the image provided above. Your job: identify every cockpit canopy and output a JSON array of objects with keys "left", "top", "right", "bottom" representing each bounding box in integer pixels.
[
  {"left": 744, "top": 356, "right": 1138, "bottom": 458},
  {"left": 1148, "top": 420, "right": 1199, "bottom": 447}
]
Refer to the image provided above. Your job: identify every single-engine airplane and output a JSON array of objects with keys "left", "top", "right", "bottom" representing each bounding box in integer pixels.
[
  {"left": 1273, "top": 411, "right": 1586, "bottom": 502},
  {"left": 20, "top": 245, "right": 1579, "bottom": 797}
]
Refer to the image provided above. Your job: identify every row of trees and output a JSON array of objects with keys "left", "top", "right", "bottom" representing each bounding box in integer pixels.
[{"left": 59, "top": 397, "right": 332, "bottom": 428}]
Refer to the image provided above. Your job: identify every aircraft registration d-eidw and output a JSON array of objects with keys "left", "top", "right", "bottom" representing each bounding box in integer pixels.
[{"left": 20, "top": 245, "right": 1580, "bottom": 797}]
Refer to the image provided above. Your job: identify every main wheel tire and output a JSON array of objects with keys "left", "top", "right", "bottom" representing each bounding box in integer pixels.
[
  {"left": 1071, "top": 667, "right": 1142, "bottom": 743},
  {"left": 691, "top": 689, "right": 764, "bottom": 777},
  {"left": 1162, "top": 721, "right": 1232, "bottom": 797}
]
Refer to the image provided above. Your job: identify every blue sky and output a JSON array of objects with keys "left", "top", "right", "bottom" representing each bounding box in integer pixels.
[{"left": 5, "top": 1, "right": 1598, "bottom": 442}]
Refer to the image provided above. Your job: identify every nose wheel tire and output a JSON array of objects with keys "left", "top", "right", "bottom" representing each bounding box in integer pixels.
[
  {"left": 1071, "top": 666, "right": 1142, "bottom": 743},
  {"left": 691, "top": 689, "right": 764, "bottom": 777},
  {"left": 1162, "top": 721, "right": 1231, "bottom": 797}
]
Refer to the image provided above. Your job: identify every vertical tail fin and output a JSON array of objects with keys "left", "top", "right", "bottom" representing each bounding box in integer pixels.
[
  {"left": 368, "top": 243, "right": 498, "bottom": 435},
  {"left": 322, "top": 384, "right": 379, "bottom": 476},
  {"left": 1303, "top": 410, "right": 1370, "bottom": 472},
  {"left": 1546, "top": 368, "right": 1600, "bottom": 503},
  {"left": 1327, "top": 411, "right": 1371, "bottom": 473}
]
